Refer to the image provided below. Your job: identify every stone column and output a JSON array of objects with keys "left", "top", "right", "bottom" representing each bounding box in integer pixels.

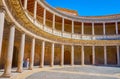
[
  {"left": 17, "top": 33, "right": 25, "bottom": 72},
  {"left": 51, "top": 43, "right": 54, "bottom": 67},
  {"left": 82, "top": 22, "right": 84, "bottom": 35},
  {"left": 81, "top": 45, "right": 84, "bottom": 65},
  {"left": 62, "top": 18, "right": 64, "bottom": 32},
  {"left": 92, "top": 46, "right": 95, "bottom": 65},
  {"left": 61, "top": 44, "right": 64, "bottom": 66},
  {"left": 43, "top": 9, "right": 46, "bottom": 25},
  {"left": 34, "top": 0, "right": 37, "bottom": 20},
  {"left": 24, "top": 0, "right": 28, "bottom": 9},
  {"left": 72, "top": 20, "right": 74, "bottom": 34},
  {"left": 0, "top": 8, "right": 5, "bottom": 60},
  {"left": 117, "top": 45, "right": 120, "bottom": 65},
  {"left": 115, "top": 22, "right": 118, "bottom": 35},
  {"left": 92, "top": 22, "right": 95, "bottom": 35},
  {"left": 103, "top": 22, "right": 106, "bottom": 35},
  {"left": 2, "top": 25, "right": 15, "bottom": 77},
  {"left": 40, "top": 41, "right": 45, "bottom": 68},
  {"left": 29, "top": 38, "right": 35, "bottom": 70},
  {"left": 52, "top": 14, "right": 55, "bottom": 32},
  {"left": 104, "top": 46, "right": 107, "bottom": 65},
  {"left": 71, "top": 45, "right": 74, "bottom": 66}
]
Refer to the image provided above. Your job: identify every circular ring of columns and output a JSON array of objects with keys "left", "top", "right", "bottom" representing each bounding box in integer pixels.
[
  {"left": 0, "top": 0, "right": 120, "bottom": 78},
  {"left": 20, "top": 0, "right": 120, "bottom": 41}
]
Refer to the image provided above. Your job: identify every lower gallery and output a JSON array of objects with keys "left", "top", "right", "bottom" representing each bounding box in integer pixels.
[{"left": 0, "top": 0, "right": 120, "bottom": 79}]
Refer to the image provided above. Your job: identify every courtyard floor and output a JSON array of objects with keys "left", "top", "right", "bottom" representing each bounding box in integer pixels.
[
  {"left": 26, "top": 65, "right": 120, "bottom": 79},
  {"left": 0, "top": 65, "right": 120, "bottom": 79}
]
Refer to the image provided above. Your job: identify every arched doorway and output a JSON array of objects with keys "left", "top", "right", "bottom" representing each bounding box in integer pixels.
[
  {"left": 12, "top": 46, "right": 18, "bottom": 67},
  {"left": 64, "top": 51, "right": 71, "bottom": 65}
]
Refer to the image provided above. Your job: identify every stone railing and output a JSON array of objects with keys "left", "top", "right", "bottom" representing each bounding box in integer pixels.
[{"left": 25, "top": 10, "right": 120, "bottom": 40}]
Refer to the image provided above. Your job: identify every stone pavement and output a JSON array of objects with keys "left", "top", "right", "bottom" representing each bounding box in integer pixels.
[
  {"left": 26, "top": 65, "right": 120, "bottom": 79},
  {"left": 0, "top": 65, "right": 120, "bottom": 79}
]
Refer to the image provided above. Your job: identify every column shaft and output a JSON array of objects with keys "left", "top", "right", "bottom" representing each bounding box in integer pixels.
[
  {"left": 71, "top": 45, "right": 74, "bottom": 65},
  {"left": 51, "top": 43, "right": 54, "bottom": 67},
  {"left": 82, "top": 22, "right": 84, "bottom": 35},
  {"left": 2, "top": 25, "right": 15, "bottom": 77},
  {"left": 24, "top": 0, "right": 28, "bottom": 9},
  {"left": 81, "top": 45, "right": 84, "bottom": 65},
  {"left": 61, "top": 44, "right": 64, "bottom": 66},
  {"left": 43, "top": 9, "right": 46, "bottom": 25},
  {"left": 72, "top": 20, "right": 74, "bottom": 33},
  {"left": 29, "top": 38, "right": 35, "bottom": 70},
  {"left": 0, "top": 9, "right": 5, "bottom": 59},
  {"left": 104, "top": 46, "right": 107, "bottom": 65},
  {"left": 92, "top": 46, "right": 95, "bottom": 65},
  {"left": 117, "top": 45, "right": 120, "bottom": 65},
  {"left": 92, "top": 22, "right": 95, "bottom": 35},
  {"left": 17, "top": 34, "right": 25, "bottom": 72},
  {"left": 34, "top": 0, "right": 37, "bottom": 20},
  {"left": 40, "top": 41, "right": 45, "bottom": 68},
  {"left": 115, "top": 22, "right": 118, "bottom": 35},
  {"left": 52, "top": 14, "right": 55, "bottom": 30},
  {"left": 62, "top": 18, "right": 64, "bottom": 32},
  {"left": 103, "top": 23, "right": 106, "bottom": 35}
]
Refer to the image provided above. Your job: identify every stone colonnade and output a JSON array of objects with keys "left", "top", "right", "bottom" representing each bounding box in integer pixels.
[{"left": 0, "top": 0, "right": 120, "bottom": 77}]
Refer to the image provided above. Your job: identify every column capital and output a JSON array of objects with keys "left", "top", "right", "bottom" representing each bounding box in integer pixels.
[
  {"left": 0, "top": 6, "right": 6, "bottom": 13},
  {"left": 9, "top": 22, "right": 15, "bottom": 27},
  {"left": 92, "top": 22, "right": 94, "bottom": 24}
]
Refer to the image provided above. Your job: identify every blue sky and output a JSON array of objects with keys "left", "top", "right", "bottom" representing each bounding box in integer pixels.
[{"left": 45, "top": 0, "right": 120, "bottom": 16}]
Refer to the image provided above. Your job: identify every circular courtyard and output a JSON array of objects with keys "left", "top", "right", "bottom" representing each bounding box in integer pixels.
[{"left": 26, "top": 66, "right": 120, "bottom": 79}]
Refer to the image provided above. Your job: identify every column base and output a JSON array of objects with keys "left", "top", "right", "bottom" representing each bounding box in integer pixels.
[
  {"left": 28, "top": 67, "right": 33, "bottom": 70},
  {"left": 50, "top": 64, "right": 54, "bottom": 67},
  {"left": 1, "top": 73, "right": 11, "bottom": 78},
  {"left": 92, "top": 63, "right": 95, "bottom": 65},
  {"left": 117, "top": 64, "right": 120, "bottom": 66},
  {"left": 40, "top": 65, "right": 44, "bottom": 68},
  {"left": 81, "top": 64, "right": 85, "bottom": 66},
  {"left": 16, "top": 69, "right": 23, "bottom": 73},
  {"left": 60, "top": 64, "right": 64, "bottom": 67},
  {"left": 104, "top": 64, "right": 107, "bottom": 66}
]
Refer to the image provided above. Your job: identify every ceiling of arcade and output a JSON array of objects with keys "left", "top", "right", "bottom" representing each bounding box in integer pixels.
[
  {"left": 20, "top": 0, "right": 90, "bottom": 25},
  {"left": 20, "top": 0, "right": 120, "bottom": 27}
]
